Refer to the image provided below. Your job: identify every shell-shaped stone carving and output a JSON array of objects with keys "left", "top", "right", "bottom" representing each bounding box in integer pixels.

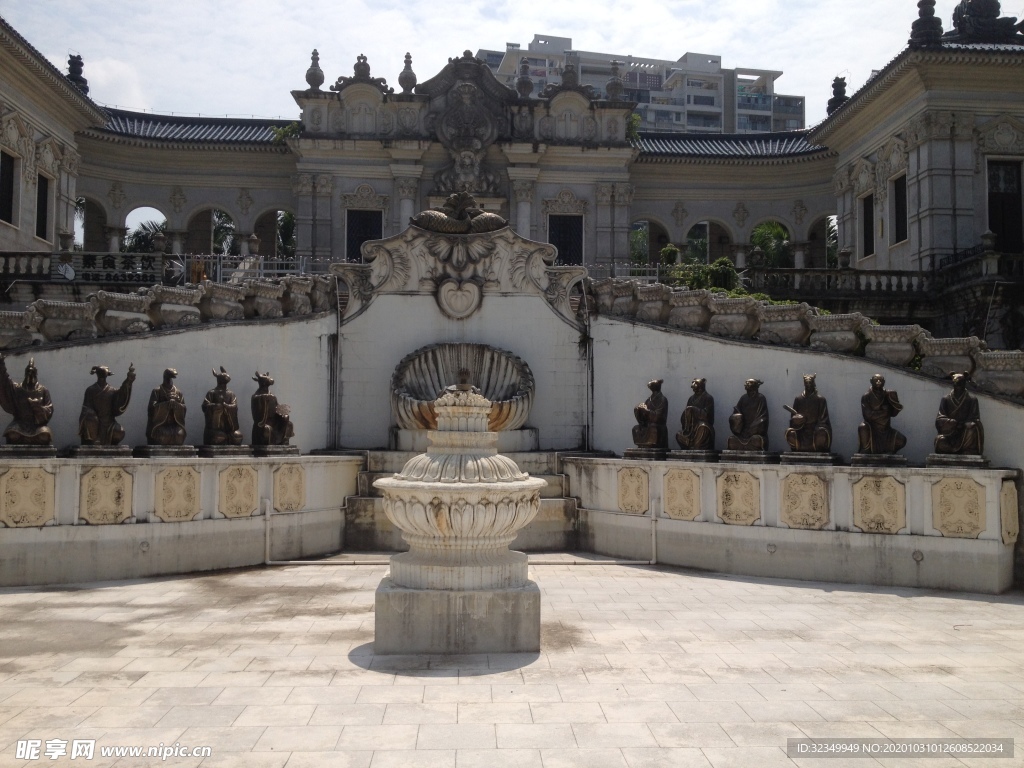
[{"left": 391, "top": 343, "right": 535, "bottom": 432}]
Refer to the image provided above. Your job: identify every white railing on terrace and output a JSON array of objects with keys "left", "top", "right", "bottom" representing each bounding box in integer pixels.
[{"left": 173, "top": 254, "right": 338, "bottom": 284}]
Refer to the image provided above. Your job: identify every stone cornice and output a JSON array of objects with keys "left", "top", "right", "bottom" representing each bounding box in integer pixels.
[
  {"left": 0, "top": 18, "right": 108, "bottom": 128},
  {"left": 810, "top": 47, "right": 1024, "bottom": 145},
  {"left": 633, "top": 149, "right": 837, "bottom": 167}
]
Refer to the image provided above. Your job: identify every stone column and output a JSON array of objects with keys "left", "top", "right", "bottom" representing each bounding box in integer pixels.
[
  {"left": 167, "top": 231, "right": 185, "bottom": 255},
  {"left": 235, "top": 233, "right": 251, "bottom": 257},
  {"left": 396, "top": 178, "right": 419, "bottom": 228},
  {"left": 313, "top": 175, "right": 334, "bottom": 259},
  {"left": 104, "top": 226, "right": 127, "bottom": 253},
  {"left": 613, "top": 184, "right": 634, "bottom": 267},
  {"left": 595, "top": 183, "right": 614, "bottom": 266},
  {"left": 792, "top": 241, "right": 807, "bottom": 288},
  {"left": 511, "top": 181, "right": 534, "bottom": 236},
  {"left": 293, "top": 174, "right": 314, "bottom": 259},
  {"left": 733, "top": 244, "right": 748, "bottom": 268}
]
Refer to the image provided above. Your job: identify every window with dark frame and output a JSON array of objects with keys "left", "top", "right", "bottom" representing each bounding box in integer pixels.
[
  {"left": 346, "top": 209, "right": 383, "bottom": 262},
  {"left": 892, "top": 175, "right": 908, "bottom": 245},
  {"left": 548, "top": 214, "right": 583, "bottom": 265},
  {"left": 35, "top": 174, "right": 49, "bottom": 240},
  {"left": 861, "top": 194, "right": 875, "bottom": 258},
  {"left": 989, "top": 161, "right": 1023, "bottom": 255},
  {"left": 0, "top": 151, "right": 14, "bottom": 225}
]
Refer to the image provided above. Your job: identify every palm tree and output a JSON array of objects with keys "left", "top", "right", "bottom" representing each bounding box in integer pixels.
[
  {"left": 122, "top": 219, "right": 166, "bottom": 253},
  {"left": 212, "top": 209, "right": 237, "bottom": 256},
  {"left": 277, "top": 211, "right": 296, "bottom": 259},
  {"left": 750, "top": 220, "right": 793, "bottom": 268}
]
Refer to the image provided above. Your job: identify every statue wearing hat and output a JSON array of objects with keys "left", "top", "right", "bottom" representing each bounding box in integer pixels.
[
  {"left": 146, "top": 368, "right": 187, "bottom": 446},
  {"left": 79, "top": 363, "right": 135, "bottom": 446},
  {"left": 0, "top": 353, "right": 54, "bottom": 446}
]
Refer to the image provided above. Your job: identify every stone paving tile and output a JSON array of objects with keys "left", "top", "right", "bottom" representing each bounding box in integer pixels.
[{"left": 452, "top": 748, "right": 542, "bottom": 768}]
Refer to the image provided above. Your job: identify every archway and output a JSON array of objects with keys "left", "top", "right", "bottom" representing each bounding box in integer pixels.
[
  {"left": 122, "top": 206, "right": 167, "bottom": 253},
  {"left": 631, "top": 219, "right": 672, "bottom": 263},
  {"left": 79, "top": 198, "right": 107, "bottom": 252},
  {"left": 806, "top": 215, "right": 836, "bottom": 269},
  {"left": 706, "top": 221, "right": 733, "bottom": 263},
  {"left": 184, "top": 208, "right": 236, "bottom": 256},
  {"left": 749, "top": 219, "right": 792, "bottom": 268},
  {"left": 253, "top": 209, "right": 296, "bottom": 259}
]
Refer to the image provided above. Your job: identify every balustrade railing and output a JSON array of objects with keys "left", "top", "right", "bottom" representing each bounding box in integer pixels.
[
  {"left": 0, "top": 252, "right": 51, "bottom": 279},
  {"left": 173, "top": 254, "right": 336, "bottom": 284}
]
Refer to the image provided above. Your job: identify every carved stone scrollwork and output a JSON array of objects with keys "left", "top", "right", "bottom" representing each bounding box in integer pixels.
[
  {"left": 932, "top": 477, "right": 985, "bottom": 539},
  {"left": 170, "top": 186, "right": 187, "bottom": 214},
  {"left": 274, "top": 464, "right": 306, "bottom": 513},
  {"left": 852, "top": 476, "right": 906, "bottom": 534},
  {"left": 107, "top": 182, "right": 126, "bottom": 210},
  {"left": 342, "top": 184, "right": 389, "bottom": 217},
  {"left": 154, "top": 467, "right": 201, "bottom": 523},
  {"left": 780, "top": 474, "right": 829, "bottom": 530},
  {"left": 672, "top": 202, "right": 689, "bottom": 227},
  {"left": 851, "top": 159, "right": 876, "bottom": 197},
  {"left": 732, "top": 203, "right": 749, "bottom": 229},
  {"left": 396, "top": 178, "right": 419, "bottom": 200},
  {"left": 80, "top": 467, "right": 133, "bottom": 525},
  {"left": 512, "top": 180, "right": 534, "bottom": 203},
  {"left": 218, "top": 465, "right": 258, "bottom": 519},
  {"left": 543, "top": 189, "right": 587, "bottom": 215},
  {"left": 293, "top": 174, "right": 313, "bottom": 196},
  {"left": 663, "top": 468, "right": 700, "bottom": 521},
  {"left": 717, "top": 471, "right": 760, "bottom": 526},
  {"left": 0, "top": 468, "right": 55, "bottom": 528},
  {"left": 618, "top": 467, "right": 649, "bottom": 515},
  {"left": 978, "top": 115, "right": 1024, "bottom": 156},
  {"left": 791, "top": 200, "right": 808, "bottom": 227}
]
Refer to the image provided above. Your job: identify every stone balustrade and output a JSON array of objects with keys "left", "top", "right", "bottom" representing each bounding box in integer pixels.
[
  {"left": 584, "top": 277, "right": 1024, "bottom": 399},
  {"left": 0, "top": 252, "right": 51, "bottom": 280},
  {"left": 0, "top": 277, "right": 338, "bottom": 350}
]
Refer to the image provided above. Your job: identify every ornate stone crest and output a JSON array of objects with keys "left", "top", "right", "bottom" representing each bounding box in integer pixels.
[
  {"left": 237, "top": 189, "right": 254, "bottom": 216},
  {"left": 341, "top": 184, "right": 389, "bottom": 217},
  {"left": 80, "top": 467, "right": 133, "bottom": 525},
  {"left": 790, "top": 200, "right": 808, "bottom": 227},
  {"left": 1001, "top": 481, "right": 1019, "bottom": 545},
  {"left": 978, "top": 115, "right": 1024, "bottom": 156},
  {"left": 543, "top": 189, "right": 587, "bottom": 216},
  {"left": 780, "top": 474, "right": 829, "bottom": 530},
  {"left": 154, "top": 467, "right": 201, "bottom": 523},
  {"left": 0, "top": 468, "right": 55, "bottom": 528},
  {"left": 218, "top": 465, "right": 258, "bottom": 519},
  {"left": 663, "top": 468, "right": 700, "bottom": 521},
  {"left": 169, "top": 186, "right": 187, "bottom": 213},
  {"left": 618, "top": 467, "right": 649, "bottom": 514},
  {"left": 732, "top": 203, "right": 749, "bottom": 229},
  {"left": 932, "top": 477, "right": 985, "bottom": 539},
  {"left": 672, "top": 202, "right": 689, "bottom": 227},
  {"left": 852, "top": 476, "right": 906, "bottom": 534},
  {"left": 717, "top": 471, "right": 760, "bottom": 526},
  {"left": 274, "top": 464, "right": 306, "bottom": 513},
  {"left": 107, "top": 182, "right": 126, "bottom": 210}
]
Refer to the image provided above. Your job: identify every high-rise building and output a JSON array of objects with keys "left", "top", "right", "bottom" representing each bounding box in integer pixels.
[{"left": 476, "top": 35, "right": 806, "bottom": 134}]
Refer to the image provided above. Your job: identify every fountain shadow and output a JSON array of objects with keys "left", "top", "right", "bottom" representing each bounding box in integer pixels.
[{"left": 347, "top": 642, "right": 541, "bottom": 676}]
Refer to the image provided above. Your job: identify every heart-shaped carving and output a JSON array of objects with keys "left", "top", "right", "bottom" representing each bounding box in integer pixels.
[{"left": 436, "top": 278, "right": 482, "bottom": 320}]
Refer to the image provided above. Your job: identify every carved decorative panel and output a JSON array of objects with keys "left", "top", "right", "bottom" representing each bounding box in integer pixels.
[
  {"left": 663, "top": 468, "right": 700, "bottom": 521},
  {"left": 274, "top": 464, "right": 306, "bottom": 513},
  {"left": 932, "top": 477, "right": 985, "bottom": 539},
  {"left": 80, "top": 467, "right": 133, "bottom": 525},
  {"left": 218, "top": 465, "right": 259, "bottom": 519},
  {"left": 852, "top": 476, "right": 905, "bottom": 534},
  {"left": 0, "top": 468, "right": 55, "bottom": 528},
  {"left": 617, "top": 467, "right": 649, "bottom": 515},
  {"left": 716, "top": 471, "right": 760, "bottom": 526},
  {"left": 154, "top": 467, "right": 201, "bottom": 523},
  {"left": 542, "top": 189, "right": 587, "bottom": 215},
  {"left": 1001, "top": 481, "right": 1019, "bottom": 546},
  {"left": 780, "top": 474, "right": 829, "bottom": 530}
]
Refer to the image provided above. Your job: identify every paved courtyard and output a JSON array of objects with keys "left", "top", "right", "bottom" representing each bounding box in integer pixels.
[{"left": 2, "top": 557, "right": 1024, "bottom": 767}]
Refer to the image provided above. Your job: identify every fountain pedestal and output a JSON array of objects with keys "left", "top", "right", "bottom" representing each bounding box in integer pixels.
[{"left": 374, "top": 387, "right": 545, "bottom": 654}]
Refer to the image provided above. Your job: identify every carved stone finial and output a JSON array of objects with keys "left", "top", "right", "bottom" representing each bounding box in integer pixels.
[
  {"left": 516, "top": 57, "right": 534, "bottom": 98},
  {"left": 306, "top": 49, "right": 325, "bottom": 91},
  {"left": 826, "top": 77, "right": 848, "bottom": 116},
  {"left": 331, "top": 53, "right": 393, "bottom": 94},
  {"left": 944, "top": 0, "right": 1024, "bottom": 44},
  {"left": 910, "top": 0, "right": 945, "bottom": 47},
  {"left": 67, "top": 54, "right": 89, "bottom": 95},
  {"left": 605, "top": 60, "right": 625, "bottom": 101},
  {"left": 560, "top": 63, "right": 580, "bottom": 89},
  {"left": 398, "top": 52, "right": 417, "bottom": 94}
]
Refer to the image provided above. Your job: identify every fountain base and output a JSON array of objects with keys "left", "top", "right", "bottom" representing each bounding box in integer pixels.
[{"left": 374, "top": 577, "right": 540, "bottom": 654}]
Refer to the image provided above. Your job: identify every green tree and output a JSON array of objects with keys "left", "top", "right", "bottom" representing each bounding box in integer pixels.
[
  {"left": 277, "top": 211, "right": 296, "bottom": 259},
  {"left": 122, "top": 219, "right": 166, "bottom": 253},
  {"left": 629, "top": 224, "right": 649, "bottom": 264},
  {"left": 212, "top": 209, "right": 237, "bottom": 256},
  {"left": 750, "top": 220, "right": 793, "bottom": 268},
  {"left": 826, "top": 216, "right": 838, "bottom": 268}
]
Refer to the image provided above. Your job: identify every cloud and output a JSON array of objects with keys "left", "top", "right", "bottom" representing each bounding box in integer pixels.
[{"left": 1, "top": 0, "right": 986, "bottom": 124}]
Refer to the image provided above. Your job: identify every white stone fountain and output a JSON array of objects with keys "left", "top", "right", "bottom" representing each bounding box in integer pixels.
[{"left": 373, "top": 377, "right": 545, "bottom": 654}]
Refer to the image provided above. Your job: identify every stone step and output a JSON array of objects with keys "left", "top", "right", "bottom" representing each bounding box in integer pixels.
[{"left": 343, "top": 496, "right": 578, "bottom": 553}]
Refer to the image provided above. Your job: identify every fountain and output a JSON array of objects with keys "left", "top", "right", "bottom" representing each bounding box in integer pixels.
[{"left": 373, "top": 373, "right": 545, "bottom": 654}]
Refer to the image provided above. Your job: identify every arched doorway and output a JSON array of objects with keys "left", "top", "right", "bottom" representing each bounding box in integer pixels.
[
  {"left": 749, "top": 220, "right": 792, "bottom": 267},
  {"left": 806, "top": 215, "right": 836, "bottom": 269},
  {"left": 123, "top": 206, "right": 167, "bottom": 253}
]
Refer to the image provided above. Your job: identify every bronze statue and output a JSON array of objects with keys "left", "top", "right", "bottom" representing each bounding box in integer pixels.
[
  {"left": 676, "top": 377, "right": 715, "bottom": 451},
  {"left": 727, "top": 379, "right": 769, "bottom": 451},
  {"left": 78, "top": 364, "right": 135, "bottom": 446},
  {"left": 857, "top": 373, "right": 906, "bottom": 454},
  {"left": 146, "top": 368, "right": 187, "bottom": 446},
  {"left": 251, "top": 371, "right": 294, "bottom": 446},
  {"left": 784, "top": 374, "right": 832, "bottom": 453},
  {"left": 934, "top": 373, "right": 984, "bottom": 455},
  {"left": 0, "top": 354, "right": 53, "bottom": 445},
  {"left": 632, "top": 379, "right": 669, "bottom": 450},
  {"left": 203, "top": 367, "right": 243, "bottom": 446}
]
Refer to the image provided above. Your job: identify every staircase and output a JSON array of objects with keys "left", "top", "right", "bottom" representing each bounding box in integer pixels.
[{"left": 343, "top": 450, "right": 581, "bottom": 552}]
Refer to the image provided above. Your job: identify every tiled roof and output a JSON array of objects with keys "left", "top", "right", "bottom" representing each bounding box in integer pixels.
[
  {"left": 97, "top": 109, "right": 289, "bottom": 144},
  {"left": 634, "top": 131, "right": 827, "bottom": 159}
]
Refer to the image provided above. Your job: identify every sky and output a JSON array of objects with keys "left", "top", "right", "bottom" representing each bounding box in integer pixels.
[{"left": 4, "top": 0, "right": 1012, "bottom": 127}]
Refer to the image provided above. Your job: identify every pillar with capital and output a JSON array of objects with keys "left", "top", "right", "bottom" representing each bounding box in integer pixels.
[
  {"left": 104, "top": 226, "right": 127, "bottom": 253},
  {"left": 396, "top": 177, "right": 420, "bottom": 227},
  {"left": 733, "top": 244, "right": 748, "bottom": 269},
  {"left": 791, "top": 241, "right": 808, "bottom": 288},
  {"left": 293, "top": 173, "right": 315, "bottom": 259},
  {"left": 511, "top": 180, "right": 534, "bottom": 236},
  {"left": 166, "top": 231, "right": 185, "bottom": 255}
]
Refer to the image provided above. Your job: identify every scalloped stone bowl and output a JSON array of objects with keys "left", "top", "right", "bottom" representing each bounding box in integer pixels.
[{"left": 391, "top": 342, "right": 534, "bottom": 432}]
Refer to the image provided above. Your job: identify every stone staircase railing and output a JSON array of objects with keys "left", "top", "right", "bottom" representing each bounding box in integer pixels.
[
  {"left": 588, "top": 278, "right": 1024, "bottom": 399},
  {"left": 0, "top": 275, "right": 337, "bottom": 350},
  {"left": 0, "top": 252, "right": 51, "bottom": 280}
]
